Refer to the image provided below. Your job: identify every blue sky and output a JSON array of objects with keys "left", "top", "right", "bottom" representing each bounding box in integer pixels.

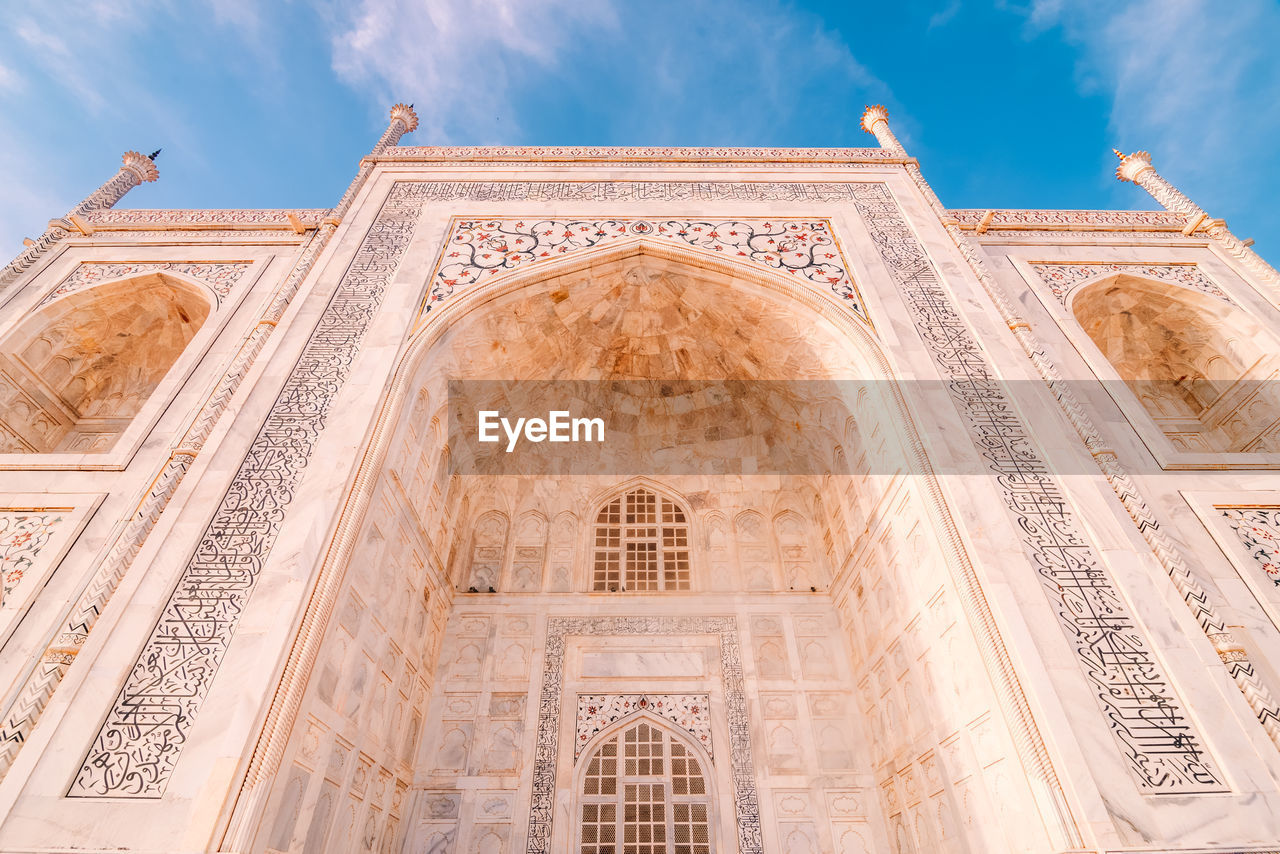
[{"left": 1, "top": 1, "right": 1278, "bottom": 259}]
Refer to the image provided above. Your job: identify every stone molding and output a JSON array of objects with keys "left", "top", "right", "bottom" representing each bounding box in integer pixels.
[
  {"left": 80, "top": 208, "right": 329, "bottom": 231},
  {"left": 383, "top": 145, "right": 896, "bottom": 163},
  {"left": 949, "top": 208, "right": 1185, "bottom": 232}
]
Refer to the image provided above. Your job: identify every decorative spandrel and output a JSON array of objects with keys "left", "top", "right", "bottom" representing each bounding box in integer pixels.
[
  {"left": 1222, "top": 507, "right": 1280, "bottom": 586},
  {"left": 576, "top": 694, "right": 712, "bottom": 760},
  {"left": 427, "top": 217, "right": 866, "bottom": 323}
]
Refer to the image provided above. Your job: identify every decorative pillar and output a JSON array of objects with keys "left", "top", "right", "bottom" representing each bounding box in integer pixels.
[
  {"left": 859, "top": 105, "right": 1280, "bottom": 778},
  {"left": 859, "top": 104, "right": 906, "bottom": 156},
  {"left": 1115, "top": 148, "right": 1280, "bottom": 295},
  {"left": 0, "top": 151, "right": 159, "bottom": 290},
  {"left": 0, "top": 106, "right": 419, "bottom": 781}
]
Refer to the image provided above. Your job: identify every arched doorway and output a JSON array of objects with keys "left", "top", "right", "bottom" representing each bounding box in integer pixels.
[
  {"left": 246, "top": 244, "right": 1063, "bottom": 854},
  {"left": 576, "top": 714, "right": 715, "bottom": 854}
]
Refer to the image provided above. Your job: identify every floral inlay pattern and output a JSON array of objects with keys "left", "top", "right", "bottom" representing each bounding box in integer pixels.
[
  {"left": 431, "top": 218, "right": 866, "bottom": 321},
  {"left": 1222, "top": 507, "right": 1280, "bottom": 586},
  {"left": 0, "top": 512, "right": 62, "bottom": 605},
  {"left": 576, "top": 694, "right": 711, "bottom": 760}
]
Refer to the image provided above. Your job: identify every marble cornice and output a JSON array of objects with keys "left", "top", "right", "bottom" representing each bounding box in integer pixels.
[
  {"left": 949, "top": 207, "right": 1186, "bottom": 232},
  {"left": 378, "top": 145, "right": 902, "bottom": 164},
  {"left": 79, "top": 208, "right": 330, "bottom": 232}
]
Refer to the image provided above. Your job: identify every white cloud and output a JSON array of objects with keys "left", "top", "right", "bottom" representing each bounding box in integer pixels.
[
  {"left": 1025, "top": 0, "right": 1280, "bottom": 235},
  {"left": 0, "top": 61, "right": 24, "bottom": 94},
  {"left": 929, "top": 0, "right": 962, "bottom": 30},
  {"left": 324, "top": 0, "right": 892, "bottom": 146},
  {"left": 328, "top": 0, "right": 618, "bottom": 141}
]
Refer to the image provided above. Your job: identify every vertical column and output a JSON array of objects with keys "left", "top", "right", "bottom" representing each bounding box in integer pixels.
[
  {"left": 0, "top": 150, "right": 159, "bottom": 290},
  {"left": 1115, "top": 148, "right": 1280, "bottom": 295}
]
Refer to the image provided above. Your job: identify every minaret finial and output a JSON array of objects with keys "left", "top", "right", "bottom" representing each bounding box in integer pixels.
[{"left": 859, "top": 104, "right": 906, "bottom": 156}]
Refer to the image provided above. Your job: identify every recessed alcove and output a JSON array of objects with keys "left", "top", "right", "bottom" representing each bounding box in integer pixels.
[
  {"left": 260, "top": 247, "right": 1059, "bottom": 854},
  {"left": 1072, "top": 274, "right": 1280, "bottom": 453},
  {"left": 0, "top": 274, "right": 210, "bottom": 453}
]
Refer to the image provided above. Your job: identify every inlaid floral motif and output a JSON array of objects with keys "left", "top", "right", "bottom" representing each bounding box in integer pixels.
[
  {"left": 0, "top": 512, "right": 62, "bottom": 605},
  {"left": 1222, "top": 508, "right": 1280, "bottom": 586},
  {"left": 576, "top": 694, "right": 711, "bottom": 759},
  {"left": 432, "top": 218, "right": 866, "bottom": 320}
]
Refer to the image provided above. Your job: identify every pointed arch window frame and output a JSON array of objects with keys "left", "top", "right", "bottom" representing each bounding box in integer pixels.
[{"left": 573, "top": 711, "right": 717, "bottom": 854}]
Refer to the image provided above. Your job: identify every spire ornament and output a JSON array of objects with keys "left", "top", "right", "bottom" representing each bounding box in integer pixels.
[
  {"left": 1113, "top": 147, "right": 1280, "bottom": 295},
  {"left": 859, "top": 104, "right": 906, "bottom": 155},
  {"left": 0, "top": 150, "right": 160, "bottom": 290},
  {"left": 1113, "top": 149, "right": 1155, "bottom": 185},
  {"left": 120, "top": 150, "right": 160, "bottom": 185},
  {"left": 373, "top": 102, "right": 420, "bottom": 154}
]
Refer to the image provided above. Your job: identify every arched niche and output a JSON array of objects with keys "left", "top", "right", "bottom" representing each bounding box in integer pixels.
[
  {"left": 406, "top": 246, "right": 888, "bottom": 545},
  {"left": 0, "top": 274, "right": 211, "bottom": 453},
  {"left": 1072, "top": 275, "right": 1280, "bottom": 453}
]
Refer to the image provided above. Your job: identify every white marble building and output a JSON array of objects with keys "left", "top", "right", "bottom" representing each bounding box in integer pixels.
[{"left": 0, "top": 104, "right": 1278, "bottom": 853}]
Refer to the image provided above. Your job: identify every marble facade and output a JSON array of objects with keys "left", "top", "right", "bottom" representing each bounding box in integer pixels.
[{"left": 0, "top": 106, "right": 1277, "bottom": 853}]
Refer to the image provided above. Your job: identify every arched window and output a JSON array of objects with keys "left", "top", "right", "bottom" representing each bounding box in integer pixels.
[
  {"left": 592, "top": 488, "right": 690, "bottom": 591},
  {"left": 0, "top": 275, "right": 210, "bottom": 453},
  {"left": 579, "top": 718, "right": 712, "bottom": 854}
]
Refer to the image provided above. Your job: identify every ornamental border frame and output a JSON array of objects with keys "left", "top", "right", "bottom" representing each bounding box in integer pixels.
[
  {"left": 848, "top": 181, "right": 1225, "bottom": 793},
  {"left": 530, "top": 617, "right": 760, "bottom": 854}
]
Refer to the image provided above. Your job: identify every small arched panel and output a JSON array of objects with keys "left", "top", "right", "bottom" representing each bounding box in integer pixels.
[{"left": 0, "top": 274, "right": 210, "bottom": 453}]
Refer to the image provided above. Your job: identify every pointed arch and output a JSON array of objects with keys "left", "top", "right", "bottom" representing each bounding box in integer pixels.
[
  {"left": 0, "top": 273, "right": 210, "bottom": 452},
  {"left": 1072, "top": 273, "right": 1280, "bottom": 452},
  {"left": 575, "top": 712, "right": 715, "bottom": 854}
]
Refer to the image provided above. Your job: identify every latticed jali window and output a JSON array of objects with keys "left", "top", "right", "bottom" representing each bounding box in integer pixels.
[
  {"left": 580, "top": 719, "right": 712, "bottom": 854},
  {"left": 593, "top": 489, "right": 690, "bottom": 591}
]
